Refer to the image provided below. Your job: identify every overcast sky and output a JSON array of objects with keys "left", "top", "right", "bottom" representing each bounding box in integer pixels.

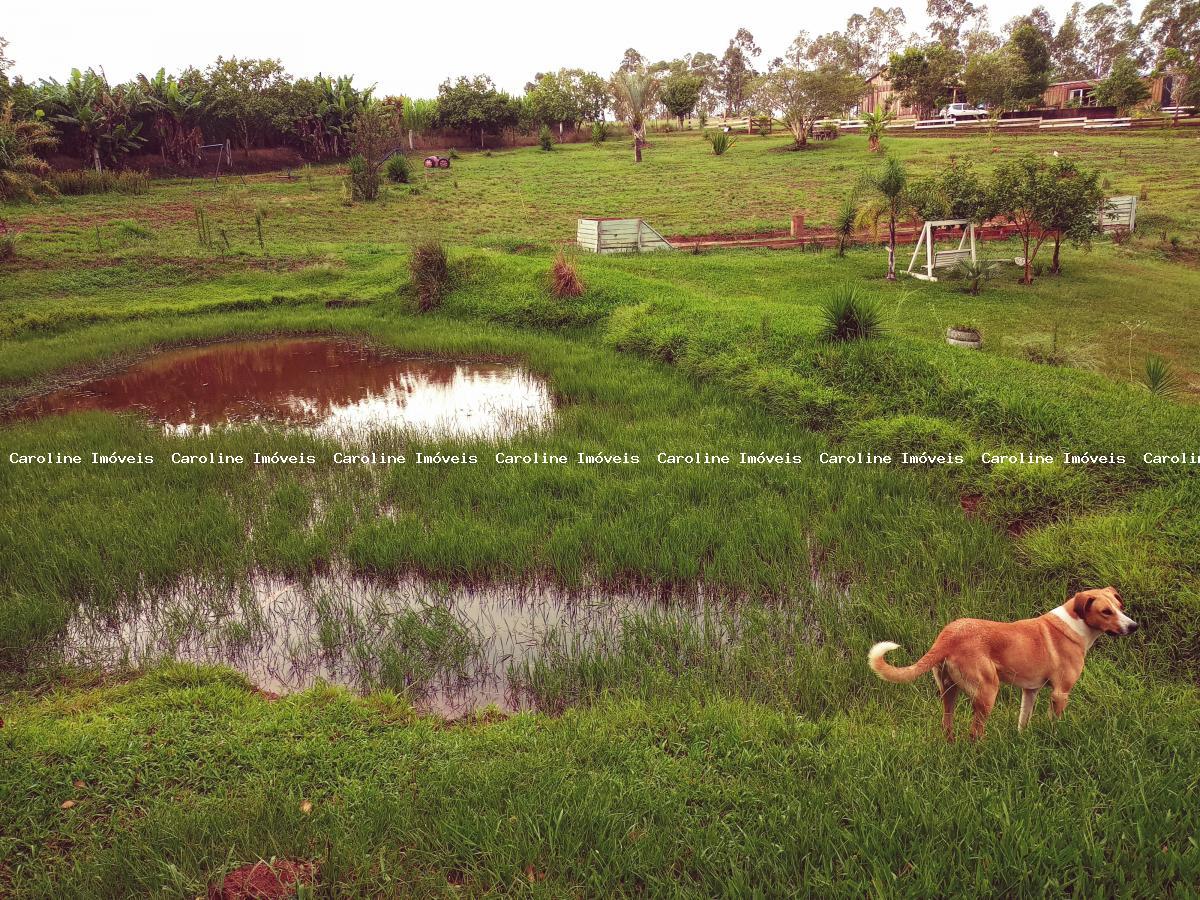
[{"left": 4, "top": 0, "right": 1148, "bottom": 96}]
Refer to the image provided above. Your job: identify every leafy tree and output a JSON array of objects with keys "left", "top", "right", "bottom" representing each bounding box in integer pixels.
[
  {"left": 204, "top": 57, "right": 289, "bottom": 157},
  {"left": 1080, "top": 1, "right": 1139, "bottom": 77},
  {"left": 989, "top": 155, "right": 1100, "bottom": 284},
  {"left": 526, "top": 70, "right": 582, "bottom": 135},
  {"left": 0, "top": 100, "right": 57, "bottom": 201},
  {"left": 619, "top": 49, "right": 645, "bottom": 73},
  {"left": 1153, "top": 47, "right": 1198, "bottom": 116},
  {"left": 1138, "top": 0, "right": 1200, "bottom": 59},
  {"left": 1010, "top": 22, "right": 1053, "bottom": 101},
  {"left": 574, "top": 71, "right": 611, "bottom": 122},
  {"left": 926, "top": 0, "right": 987, "bottom": 48},
  {"left": 797, "top": 8, "right": 911, "bottom": 77},
  {"left": 908, "top": 159, "right": 992, "bottom": 220},
  {"left": 611, "top": 69, "right": 658, "bottom": 162},
  {"left": 887, "top": 44, "right": 963, "bottom": 117},
  {"left": 0, "top": 35, "right": 11, "bottom": 102},
  {"left": 659, "top": 71, "right": 703, "bottom": 127},
  {"left": 760, "top": 64, "right": 861, "bottom": 148},
  {"left": 436, "top": 75, "right": 519, "bottom": 149},
  {"left": 1050, "top": 4, "right": 1093, "bottom": 80},
  {"left": 964, "top": 48, "right": 1027, "bottom": 109},
  {"left": 1094, "top": 55, "right": 1150, "bottom": 111},
  {"left": 1042, "top": 160, "right": 1104, "bottom": 273},
  {"left": 855, "top": 156, "right": 916, "bottom": 280},
  {"left": 718, "top": 28, "right": 761, "bottom": 115},
  {"left": 347, "top": 101, "right": 402, "bottom": 200}
]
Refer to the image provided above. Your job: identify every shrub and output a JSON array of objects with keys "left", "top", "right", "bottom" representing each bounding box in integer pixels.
[
  {"left": 817, "top": 285, "right": 883, "bottom": 342},
  {"left": 1144, "top": 355, "right": 1181, "bottom": 398},
  {"left": 0, "top": 232, "right": 15, "bottom": 261},
  {"left": 706, "top": 130, "right": 736, "bottom": 156},
  {"left": 955, "top": 259, "right": 997, "bottom": 295},
  {"left": 447, "top": 148, "right": 460, "bottom": 160},
  {"left": 550, "top": 251, "right": 584, "bottom": 298},
  {"left": 346, "top": 154, "right": 380, "bottom": 201},
  {"left": 0, "top": 102, "right": 57, "bottom": 202},
  {"left": 590, "top": 122, "right": 609, "bottom": 144},
  {"left": 384, "top": 153, "right": 411, "bottom": 184},
  {"left": 49, "top": 168, "right": 150, "bottom": 196},
  {"left": 411, "top": 240, "right": 450, "bottom": 311},
  {"left": 538, "top": 125, "right": 554, "bottom": 151}
]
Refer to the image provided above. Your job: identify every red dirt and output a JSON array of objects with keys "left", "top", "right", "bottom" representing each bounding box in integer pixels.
[
  {"left": 208, "top": 859, "right": 315, "bottom": 899},
  {"left": 959, "top": 494, "right": 983, "bottom": 518}
]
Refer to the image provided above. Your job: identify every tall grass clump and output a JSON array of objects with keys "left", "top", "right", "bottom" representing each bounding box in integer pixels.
[
  {"left": 817, "top": 285, "right": 883, "bottom": 342},
  {"left": 385, "top": 153, "right": 411, "bottom": 184},
  {"left": 50, "top": 168, "right": 150, "bottom": 196},
  {"left": 538, "top": 125, "right": 554, "bottom": 152},
  {"left": 411, "top": 240, "right": 450, "bottom": 311},
  {"left": 590, "top": 121, "right": 608, "bottom": 144},
  {"left": 550, "top": 251, "right": 584, "bottom": 298},
  {"left": 346, "top": 154, "right": 380, "bottom": 201},
  {"left": 834, "top": 196, "right": 857, "bottom": 257},
  {"left": 706, "top": 130, "right": 736, "bottom": 156}
]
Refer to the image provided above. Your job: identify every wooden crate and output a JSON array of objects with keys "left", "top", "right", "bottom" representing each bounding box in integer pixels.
[{"left": 576, "top": 217, "right": 673, "bottom": 254}]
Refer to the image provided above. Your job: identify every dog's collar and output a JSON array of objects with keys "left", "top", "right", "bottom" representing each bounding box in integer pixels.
[{"left": 1050, "top": 605, "right": 1100, "bottom": 649}]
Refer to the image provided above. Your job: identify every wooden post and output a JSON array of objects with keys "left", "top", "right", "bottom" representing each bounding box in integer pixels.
[{"left": 791, "top": 214, "right": 805, "bottom": 237}]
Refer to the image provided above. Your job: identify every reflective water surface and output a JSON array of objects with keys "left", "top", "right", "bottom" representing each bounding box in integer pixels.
[
  {"left": 8, "top": 339, "right": 554, "bottom": 438},
  {"left": 62, "top": 575, "right": 729, "bottom": 717}
]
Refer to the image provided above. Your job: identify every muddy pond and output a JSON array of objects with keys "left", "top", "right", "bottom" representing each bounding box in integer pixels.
[
  {"left": 8, "top": 338, "right": 554, "bottom": 438},
  {"left": 63, "top": 575, "right": 745, "bottom": 716}
]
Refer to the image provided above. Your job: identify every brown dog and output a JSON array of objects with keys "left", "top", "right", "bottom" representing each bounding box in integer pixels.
[{"left": 868, "top": 587, "right": 1137, "bottom": 740}]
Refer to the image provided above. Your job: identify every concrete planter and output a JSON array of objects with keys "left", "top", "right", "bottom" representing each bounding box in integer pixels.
[{"left": 947, "top": 327, "right": 982, "bottom": 350}]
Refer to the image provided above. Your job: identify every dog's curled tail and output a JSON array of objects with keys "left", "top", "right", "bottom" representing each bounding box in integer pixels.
[{"left": 868, "top": 640, "right": 943, "bottom": 684}]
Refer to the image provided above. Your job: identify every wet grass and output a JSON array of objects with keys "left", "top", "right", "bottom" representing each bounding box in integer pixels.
[{"left": 1, "top": 131, "right": 1199, "bottom": 894}]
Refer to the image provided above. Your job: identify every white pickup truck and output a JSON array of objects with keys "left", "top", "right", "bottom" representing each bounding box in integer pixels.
[{"left": 938, "top": 102, "right": 988, "bottom": 120}]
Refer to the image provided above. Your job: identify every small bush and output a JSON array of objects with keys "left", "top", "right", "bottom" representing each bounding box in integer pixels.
[
  {"left": 0, "top": 233, "right": 16, "bottom": 261},
  {"left": 817, "top": 285, "right": 883, "bottom": 342},
  {"left": 538, "top": 125, "right": 554, "bottom": 151},
  {"left": 50, "top": 168, "right": 150, "bottom": 196},
  {"left": 346, "top": 154, "right": 380, "bottom": 201},
  {"left": 1109, "top": 226, "right": 1132, "bottom": 245},
  {"left": 955, "top": 259, "right": 997, "bottom": 295},
  {"left": 447, "top": 148, "right": 460, "bottom": 160},
  {"left": 550, "top": 251, "right": 584, "bottom": 298},
  {"left": 384, "top": 153, "right": 411, "bottom": 184},
  {"left": 1144, "top": 355, "right": 1181, "bottom": 398},
  {"left": 706, "top": 130, "right": 736, "bottom": 156},
  {"left": 411, "top": 240, "right": 450, "bottom": 311},
  {"left": 590, "top": 122, "right": 609, "bottom": 144}
]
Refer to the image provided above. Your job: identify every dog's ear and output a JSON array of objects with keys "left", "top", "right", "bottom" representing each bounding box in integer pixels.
[
  {"left": 1071, "top": 592, "right": 1095, "bottom": 618},
  {"left": 1109, "top": 586, "right": 1123, "bottom": 607}
]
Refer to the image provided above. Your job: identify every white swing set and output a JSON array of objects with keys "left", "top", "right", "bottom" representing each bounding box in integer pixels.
[{"left": 905, "top": 219, "right": 977, "bottom": 282}]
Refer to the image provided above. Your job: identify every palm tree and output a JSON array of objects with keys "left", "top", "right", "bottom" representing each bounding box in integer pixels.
[
  {"left": 855, "top": 156, "right": 915, "bottom": 281},
  {"left": 861, "top": 108, "right": 893, "bottom": 153},
  {"left": 0, "top": 102, "right": 58, "bottom": 202},
  {"left": 834, "top": 196, "right": 858, "bottom": 257},
  {"left": 612, "top": 70, "right": 659, "bottom": 162}
]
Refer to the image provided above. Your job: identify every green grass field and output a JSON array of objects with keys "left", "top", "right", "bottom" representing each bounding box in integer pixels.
[{"left": 2, "top": 130, "right": 1199, "bottom": 896}]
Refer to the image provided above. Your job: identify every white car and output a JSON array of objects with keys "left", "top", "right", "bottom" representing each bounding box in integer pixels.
[{"left": 939, "top": 102, "right": 988, "bottom": 120}]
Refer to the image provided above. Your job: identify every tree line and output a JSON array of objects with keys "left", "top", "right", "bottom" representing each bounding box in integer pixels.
[{"left": 0, "top": 0, "right": 1196, "bottom": 172}]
